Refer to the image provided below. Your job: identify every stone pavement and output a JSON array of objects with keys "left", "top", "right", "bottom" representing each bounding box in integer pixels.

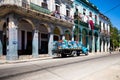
[{"left": 0, "top": 51, "right": 118, "bottom": 64}]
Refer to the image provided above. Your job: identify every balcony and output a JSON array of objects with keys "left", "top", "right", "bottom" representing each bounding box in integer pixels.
[
  {"left": 30, "top": 2, "right": 51, "bottom": 14},
  {"left": 94, "top": 24, "right": 100, "bottom": 30},
  {"left": 101, "top": 30, "right": 110, "bottom": 36},
  {"left": 74, "top": 19, "right": 88, "bottom": 28},
  {"left": 51, "top": 11, "right": 74, "bottom": 23}
]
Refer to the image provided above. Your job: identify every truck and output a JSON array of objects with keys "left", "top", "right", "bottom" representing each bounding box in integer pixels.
[{"left": 52, "top": 40, "right": 89, "bottom": 57}]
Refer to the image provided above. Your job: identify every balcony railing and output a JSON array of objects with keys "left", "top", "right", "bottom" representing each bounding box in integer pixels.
[
  {"left": 74, "top": 19, "right": 88, "bottom": 28},
  {"left": 30, "top": 2, "right": 51, "bottom": 14},
  {"left": 101, "top": 30, "right": 110, "bottom": 35},
  {"left": 0, "top": 0, "right": 51, "bottom": 14},
  {"left": 94, "top": 24, "right": 100, "bottom": 30},
  {"left": 51, "top": 11, "right": 74, "bottom": 23}
]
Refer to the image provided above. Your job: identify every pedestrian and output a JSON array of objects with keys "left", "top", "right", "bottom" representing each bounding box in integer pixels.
[{"left": 109, "top": 47, "right": 112, "bottom": 54}]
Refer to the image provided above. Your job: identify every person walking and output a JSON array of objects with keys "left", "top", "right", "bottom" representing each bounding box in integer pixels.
[{"left": 109, "top": 47, "right": 112, "bottom": 54}]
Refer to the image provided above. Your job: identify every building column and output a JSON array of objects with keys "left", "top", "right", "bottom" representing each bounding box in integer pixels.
[
  {"left": 6, "top": 14, "right": 18, "bottom": 60},
  {"left": 87, "top": 35, "right": 89, "bottom": 50},
  {"left": 108, "top": 40, "right": 110, "bottom": 51},
  {"left": 80, "top": 34, "right": 82, "bottom": 44},
  {"left": 62, "top": 35, "right": 65, "bottom": 40},
  {"left": 72, "top": 26, "right": 75, "bottom": 41},
  {"left": 48, "top": 33, "right": 54, "bottom": 56},
  {"left": 32, "top": 29, "right": 39, "bottom": 58},
  {"left": 105, "top": 41, "right": 107, "bottom": 52},
  {"left": 97, "top": 36, "right": 100, "bottom": 52},
  {"left": 89, "top": 35, "right": 92, "bottom": 52},
  {"left": 0, "top": 39, "right": 2, "bottom": 56},
  {"left": 101, "top": 40, "right": 103, "bottom": 52},
  {"left": 92, "top": 36, "right": 95, "bottom": 52}
]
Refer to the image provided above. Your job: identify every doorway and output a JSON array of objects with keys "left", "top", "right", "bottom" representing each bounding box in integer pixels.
[{"left": 26, "top": 32, "right": 32, "bottom": 55}]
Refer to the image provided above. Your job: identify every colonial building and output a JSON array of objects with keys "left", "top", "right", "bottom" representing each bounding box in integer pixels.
[
  {"left": 73, "top": 0, "right": 100, "bottom": 52},
  {"left": 0, "top": 0, "right": 74, "bottom": 60},
  {"left": 99, "top": 13, "right": 110, "bottom": 52},
  {"left": 0, "top": 0, "right": 110, "bottom": 60}
]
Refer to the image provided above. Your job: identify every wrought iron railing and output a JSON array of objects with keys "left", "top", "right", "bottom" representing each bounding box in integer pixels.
[
  {"left": 0, "top": 0, "right": 51, "bottom": 14},
  {"left": 94, "top": 24, "right": 100, "bottom": 30},
  {"left": 30, "top": 2, "right": 51, "bottom": 14},
  {"left": 51, "top": 10, "right": 74, "bottom": 23},
  {"left": 74, "top": 19, "right": 88, "bottom": 28}
]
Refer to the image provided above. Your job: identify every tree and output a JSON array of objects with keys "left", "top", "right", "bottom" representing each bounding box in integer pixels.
[{"left": 110, "top": 26, "right": 120, "bottom": 49}]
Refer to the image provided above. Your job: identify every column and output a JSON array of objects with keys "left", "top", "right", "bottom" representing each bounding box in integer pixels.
[
  {"left": 80, "top": 28, "right": 82, "bottom": 43},
  {"left": 89, "top": 35, "right": 92, "bottom": 52},
  {"left": 0, "top": 39, "right": 2, "bottom": 56},
  {"left": 6, "top": 15, "right": 18, "bottom": 60},
  {"left": 108, "top": 40, "right": 110, "bottom": 51},
  {"left": 92, "top": 36, "right": 95, "bottom": 52},
  {"left": 32, "top": 29, "right": 39, "bottom": 58},
  {"left": 87, "top": 35, "right": 89, "bottom": 50},
  {"left": 62, "top": 35, "right": 65, "bottom": 40},
  {"left": 80, "top": 34, "right": 82, "bottom": 44},
  {"left": 72, "top": 26, "right": 75, "bottom": 41},
  {"left": 101, "top": 40, "right": 103, "bottom": 52},
  {"left": 97, "top": 36, "right": 100, "bottom": 52},
  {"left": 48, "top": 33, "right": 54, "bottom": 57},
  {"left": 105, "top": 41, "right": 107, "bottom": 52}
]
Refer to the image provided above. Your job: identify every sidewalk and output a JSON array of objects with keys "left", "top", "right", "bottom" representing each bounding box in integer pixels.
[
  {"left": 0, "top": 54, "right": 52, "bottom": 64},
  {"left": 0, "top": 51, "right": 118, "bottom": 64}
]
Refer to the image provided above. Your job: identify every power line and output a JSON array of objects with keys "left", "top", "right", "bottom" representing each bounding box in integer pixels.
[{"left": 104, "top": 3, "right": 120, "bottom": 14}]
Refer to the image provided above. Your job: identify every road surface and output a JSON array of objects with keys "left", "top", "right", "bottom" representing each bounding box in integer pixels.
[{"left": 0, "top": 52, "right": 120, "bottom": 80}]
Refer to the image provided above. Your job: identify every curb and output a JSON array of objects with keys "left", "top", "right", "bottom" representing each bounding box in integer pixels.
[
  {"left": 0, "top": 51, "right": 119, "bottom": 64},
  {"left": 0, "top": 57, "right": 52, "bottom": 64}
]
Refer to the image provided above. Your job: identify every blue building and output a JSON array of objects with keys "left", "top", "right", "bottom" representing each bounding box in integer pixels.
[{"left": 73, "top": 0, "right": 110, "bottom": 53}]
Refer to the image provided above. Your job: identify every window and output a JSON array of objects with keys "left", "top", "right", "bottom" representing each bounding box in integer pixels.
[
  {"left": 99, "top": 21, "right": 101, "bottom": 31},
  {"left": 95, "top": 15, "right": 97, "bottom": 20},
  {"left": 89, "top": 12, "right": 92, "bottom": 17},
  {"left": 99, "top": 21, "right": 101, "bottom": 26},
  {"left": 43, "top": 0, "right": 47, "bottom": 3},
  {"left": 22, "top": 0, "right": 28, "bottom": 8},
  {"left": 103, "top": 23, "right": 105, "bottom": 31},
  {"left": 83, "top": 8, "right": 86, "bottom": 15},
  {"left": 95, "top": 15, "right": 97, "bottom": 23},
  {"left": 55, "top": 5, "right": 60, "bottom": 13},
  {"left": 66, "top": 10, "right": 70, "bottom": 17},
  {"left": 42, "top": 0, "right": 48, "bottom": 9}
]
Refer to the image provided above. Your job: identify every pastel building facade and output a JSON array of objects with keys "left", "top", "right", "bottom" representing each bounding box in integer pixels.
[{"left": 0, "top": 0, "right": 110, "bottom": 60}]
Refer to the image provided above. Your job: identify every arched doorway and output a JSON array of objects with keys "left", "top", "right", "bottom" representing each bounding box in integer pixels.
[
  {"left": 38, "top": 24, "right": 49, "bottom": 54},
  {"left": 82, "top": 29, "right": 88, "bottom": 47},
  {"left": 53, "top": 27, "right": 61, "bottom": 41},
  {"left": 18, "top": 19, "right": 34, "bottom": 55},
  {"left": 0, "top": 21, "right": 8, "bottom": 55},
  {"left": 65, "top": 30, "right": 71, "bottom": 40},
  {"left": 94, "top": 32, "right": 98, "bottom": 52},
  {"left": 73, "top": 25, "right": 81, "bottom": 41}
]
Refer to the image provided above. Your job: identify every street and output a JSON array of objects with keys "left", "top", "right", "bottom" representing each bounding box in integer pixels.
[{"left": 0, "top": 52, "right": 120, "bottom": 80}]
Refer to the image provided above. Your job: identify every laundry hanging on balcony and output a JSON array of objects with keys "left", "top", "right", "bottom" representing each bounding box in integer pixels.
[{"left": 88, "top": 17, "right": 94, "bottom": 30}]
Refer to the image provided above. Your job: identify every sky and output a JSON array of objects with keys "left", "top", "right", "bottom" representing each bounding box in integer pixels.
[{"left": 89, "top": 0, "right": 120, "bottom": 30}]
